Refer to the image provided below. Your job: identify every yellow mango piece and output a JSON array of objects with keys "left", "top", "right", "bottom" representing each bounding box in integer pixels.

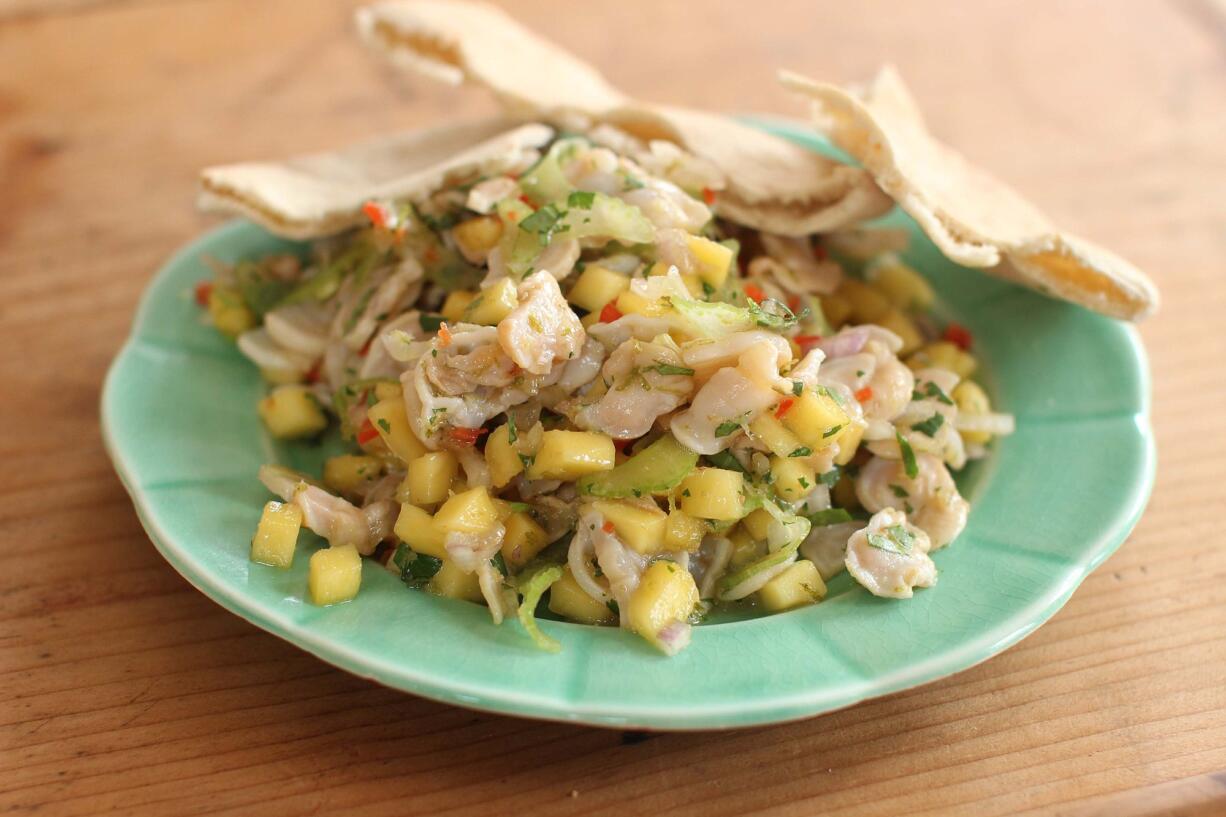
[
  {"left": 749, "top": 412, "right": 806, "bottom": 459},
  {"left": 322, "top": 455, "right": 383, "bottom": 500},
  {"left": 208, "top": 286, "right": 256, "bottom": 338},
  {"left": 464, "top": 277, "right": 519, "bottom": 325},
  {"left": 833, "top": 419, "right": 866, "bottom": 466},
  {"left": 663, "top": 510, "right": 707, "bottom": 552},
  {"left": 741, "top": 508, "right": 774, "bottom": 542},
  {"left": 428, "top": 559, "right": 484, "bottom": 603},
  {"left": 953, "top": 380, "right": 993, "bottom": 445},
  {"left": 628, "top": 561, "right": 700, "bottom": 654},
  {"left": 770, "top": 456, "right": 817, "bottom": 502},
  {"left": 260, "top": 367, "right": 303, "bottom": 385},
  {"left": 527, "top": 430, "right": 615, "bottom": 481},
  {"left": 781, "top": 389, "right": 849, "bottom": 451},
  {"left": 727, "top": 525, "right": 764, "bottom": 569},
  {"left": 866, "top": 255, "right": 935, "bottom": 311},
  {"left": 615, "top": 289, "right": 653, "bottom": 316},
  {"left": 686, "top": 234, "right": 734, "bottom": 289},
  {"left": 373, "top": 381, "right": 402, "bottom": 402},
  {"left": 257, "top": 385, "right": 328, "bottom": 439},
  {"left": 838, "top": 278, "right": 892, "bottom": 324},
  {"left": 907, "top": 341, "right": 978, "bottom": 379},
  {"left": 568, "top": 264, "right": 630, "bottom": 313},
  {"left": 367, "top": 397, "right": 428, "bottom": 463},
  {"left": 407, "top": 451, "right": 458, "bottom": 506},
  {"left": 501, "top": 512, "right": 549, "bottom": 569},
  {"left": 433, "top": 486, "right": 500, "bottom": 535},
  {"left": 484, "top": 423, "right": 525, "bottom": 489},
  {"left": 759, "top": 559, "right": 827, "bottom": 612},
  {"left": 549, "top": 567, "right": 615, "bottom": 625},
  {"left": 820, "top": 291, "right": 853, "bottom": 328},
  {"left": 440, "top": 290, "right": 477, "bottom": 324},
  {"left": 308, "top": 544, "right": 362, "bottom": 606},
  {"left": 452, "top": 215, "right": 504, "bottom": 260},
  {"left": 877, "top": 308, "right": 924, "bottom": 356},
  {"left": 592, "top": 499, "right": 669, "bottom": 555},
  {"left": 393, "top": 503, "right": 448, "bottom": 559},
  {"left": 250, "top": 500, "right": 303, "bottom": 569},
  {"left": 677, "top": 468, "right": 745, "bottom": 521}
]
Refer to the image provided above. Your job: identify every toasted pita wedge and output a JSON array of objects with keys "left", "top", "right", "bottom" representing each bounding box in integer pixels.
[
  {"left": 199, "top": 119, "right": 552, "bottom": 239},
  {"left": 355, "top": 0, "right": 892, "bottom": 235},
  {"left": 781, "top": 67, "right": 1158, "bottom": 320}
]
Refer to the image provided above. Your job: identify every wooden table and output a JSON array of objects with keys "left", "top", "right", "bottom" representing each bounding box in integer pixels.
[{"left": 3, "top": 1, "right": 1224, "bottom": 814}]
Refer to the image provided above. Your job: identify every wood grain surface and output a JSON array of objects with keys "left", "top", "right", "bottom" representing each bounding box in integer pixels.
[{"left": 2, "top": 1, "right": 1225, "bottom": 814}]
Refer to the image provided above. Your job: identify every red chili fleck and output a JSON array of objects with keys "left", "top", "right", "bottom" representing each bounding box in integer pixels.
[
  {"left": 855, "top": 386, "right": 874, "bottom": 402},
  {"left": 305, "top": 359, "right": 322, "bottom": 384},
  {"left": 775, "top": 398, "right": 795, "bottom": 419},
  {"left": 358, "top": 338, "right": 372, "bottom": 357},
  {"left": 518, "top": 194, "right": 539, "bottom": 211},
  {"left": 602, "top": 521, "right": 616, "bottom": 534},
  {"left": 356, "top": 418, "right": 380, "bottom": 445},
  {"left": 744, "top": 283, "right": 767, "bottom": 304},
  {"left": 794, "top": 334, "right": 823, "bottom": 352},
  {"left": 448, "top": 426, "right": 484, "bottom": 446},
  {"left": 702, "top": 187, "right": 717, "bottom": 205},
  {"left": 437, "top": 322, "right": 453, "bottom": 348},
  {"left": 194, "top": 280, "right": 213, "bottom": 307},
  {"left": 943, "top": 322, "right": 973, "bottom": 351},
  {"left": 599, "top": 302, "right": 623, "bottom": 323},
  {"left": 362, "top": 201, "right": 387, "bottom": 229}
]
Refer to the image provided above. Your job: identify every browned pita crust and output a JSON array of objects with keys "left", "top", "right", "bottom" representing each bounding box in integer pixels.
[
  {"left": 781, "top": 67, "right": 1158, "bottom": 320},
  {"left": 199, "top": 120, "right": 552, "bottom": 239},
  {"left": 355, "top": 0, "right": 893, "bottom": 236}
]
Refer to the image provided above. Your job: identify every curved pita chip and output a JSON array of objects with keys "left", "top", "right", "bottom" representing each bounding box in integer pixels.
[
  {"left": 781, "top": 67, "right": 1158, "bottom": 320},
  {"left": 199, "top": 119, "right": 552, "bottom": 239},
  {"left": 355, "top": 0, "right": 892, "bottom": 236}
]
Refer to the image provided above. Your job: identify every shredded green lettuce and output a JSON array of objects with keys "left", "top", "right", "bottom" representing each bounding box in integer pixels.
[
  {"left": 578, "top": 434, "right": 698, "bottom": 498},
  {"left": 664, "top": 294, "right": 799, "bottom": 339},
  {"left": 516, "top": 565, "right": 565, "bottom": 653}
]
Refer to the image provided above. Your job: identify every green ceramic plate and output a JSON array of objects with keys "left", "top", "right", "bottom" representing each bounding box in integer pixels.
[{"left": 102, "top": 120, "right": 1155, "bottom": 730}]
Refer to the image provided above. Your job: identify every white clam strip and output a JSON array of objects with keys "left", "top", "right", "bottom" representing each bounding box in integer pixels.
[{"left": 210, "top": 119, "right": 1015, "bottom": 656}]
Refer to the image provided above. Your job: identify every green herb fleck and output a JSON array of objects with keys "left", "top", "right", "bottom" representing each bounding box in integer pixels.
[
  {"left": 567, "top": 190, "right": 596, "bottom": 208},
  {"left": 822, "top": 424, "right": 843, "bottom": 439},
  {"left": 818, "top": 467, "right": 841, "bottom": 488},
  {"left": 808, "top": 508, "right": 853, "bottom": 526},
  {"left": 714, "top": 420, "right": 742, "bottom": 438},
  {"left": 911, "top": 413, "right": 945, "bottom": 437},
  {"left": 889, "top": 484, "right": 908, "bottom": 498},
  {"left": 506, "top": 414, "right": 518, "bottom": 444},
  {"left": 650, "top": 362, "right": 696, "bottom": 377},
  {"left": 792, "top": 381, "right": 804, "bottom": 397},
  {"left": 913, "top": 381, "right": 955, "bottom": 406},
  {"left": 788, "top": 447, "right": 812, "bottom": 458},
  {"left": 376, "top": 418, "right": 391, "bottom": 433},
  {"left": 896, "top": 431, "right": 918, "bottom": 479},
  {"left": 491, "top": 552, "right": 508, "bottom": 577}
]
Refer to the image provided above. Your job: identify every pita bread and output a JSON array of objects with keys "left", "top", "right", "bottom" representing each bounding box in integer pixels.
[
  {"left": 199, "top": 119, "right": 552, "bottom": 239},
  {"left": 781, "top": 67, "right": 1158, "bottom": 320},
  {"left": 355, "top": 0, "right": 893, "bottom": 235}
]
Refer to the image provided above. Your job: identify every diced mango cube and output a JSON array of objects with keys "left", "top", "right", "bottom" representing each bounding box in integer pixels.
[
  {"left": 257, "top": 385, "right": 328, "bottom": 439},
  {"left": 592, "top": 499, "right": 668, "bottom": 554},
  {"left": 953, "top": 380, "right": 993, "bottom": 444},
  {"left": 677, "top": 468, "right": 745, "bottom": 521},
  {"left": 308, "top": 544, "right": 362, "bottom": 606},
  {"left": 568, "top": 264, "right": 630, "bottom": 313},
  {"left": 250, "top": 500, "right": 303, "bottom": 568},
  {"left": 907, "top": 341, "right": 977, "bottom": 379},
  {"left": 485, "top": 423, "right": 526, "bottom": 489},
  {"left": 393, "top": 503, "right": 448, "bottom": 559},
  {"left": 820, "top": 291, "right": 853, "bottom": 328},
  {"left": 628, "top": 561, "right": 700, "bottom": 654},
  {"left": 866, "top": 255, "right": 935, "bottom": 311},
  {"left": 833, "top": 419, "right": 866, "bottom": 466},
  {"left": 208, "top": 286, "right": 256, "bottom": 338},
  {"left": 741, "top": 508, "right": 774, "bottom": 542},
  {"left": 727, "top": 524, "right": 765, "bottom": 569},
  {"left": 407, "top": 451, "right": 458, "bottom": 505},
  {"left": 663, "top": 510, "right": 707, "bottom": 552},
  {"left": 501, "top": 512, "right": 549, "bottom": 569},
  {"left": 781, "top": 389, "right": 848, "bottom": 450},
  {"left": 758, "top": 559, "right": 827, "bottom": 612},
  {"left": 452, "top": 215, "right": 504, "bottom": 261},
  {"left": 322, "top": 454, "right": 383, "bottom": 499},
  {"left": 433, "top": 486, "right": 500, "bottom": 535},
  {"left": 428, "top": 559, "right": 484, "bottom": 602},
  {"left": 464, "top": 277, "right": 519, "bottom": 325},
  {"left": 686, "top": 234, "right": 734, "bottom": 289},
  {"left": 749, "top": 412, "right": 806, "bottom": 458},
  {"left": 549, "top": 567, "right": 615, "bottom": 624},
  {"left": 838, "top": 278, "right": 892, "bottom": 324},
  {"left": 367, "top": 397, "right": 428, "bottom": 463},
  {"left": 527, "top": 430, "right": 615, "bottom": 480},
  {"left": 615, "top": 289, "right": 653, "bottom": 316},
  {"left": 771, "top": 456, "right": 817, "bottom": 502},
  {"left": 440, "top": 290, "right": 478, "bottom": 324},
  {"left": 877, "top": 308, "right": 924, "bottom": 356}
]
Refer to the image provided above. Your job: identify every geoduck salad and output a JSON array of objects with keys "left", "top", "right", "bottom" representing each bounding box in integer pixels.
[{"left": 199, "top": 130, "right": 1014, "bottom": 654}]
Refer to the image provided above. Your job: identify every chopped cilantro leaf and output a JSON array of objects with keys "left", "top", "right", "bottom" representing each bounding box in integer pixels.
[
  {"left": 808, "top": 508, "right": 853, "bottom": 526},
  {"left": 896, "top": 431, "right": 919, "bottom": 479},
  {"left": 567, "top": 190, "right": 596, "bottom": 208},
  {"left": 650, "top": 362, "right": 696, "bottom": 376},
  {"left": 788, "top": 446, "right": 812, "bottom": 458},
  {"left": 506, "top": 414, "right": 518, "bottom": 444},
  {"left": 822, "top": 424, "right": 843, "bottom": 439},
  {"left": 913, "top": 381, "right": 955, "bottom": 405},
  {"left": 792, "top": 381, "right": 804, "bottom": 396},
  {"left": 714, "top": 420, "right": 742, "bottom": 438},
  {"left": 376, "top": 418, "right": 391, "bottom": 433},
  {"left": 889, "top": 483, "right": 909, "bottom": 498},
  {"left": 818, "top": 467, "right": 841, "bottom": 488},
  {"left": 911, "top": 413, "right": 946, "bottom": 437}
]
